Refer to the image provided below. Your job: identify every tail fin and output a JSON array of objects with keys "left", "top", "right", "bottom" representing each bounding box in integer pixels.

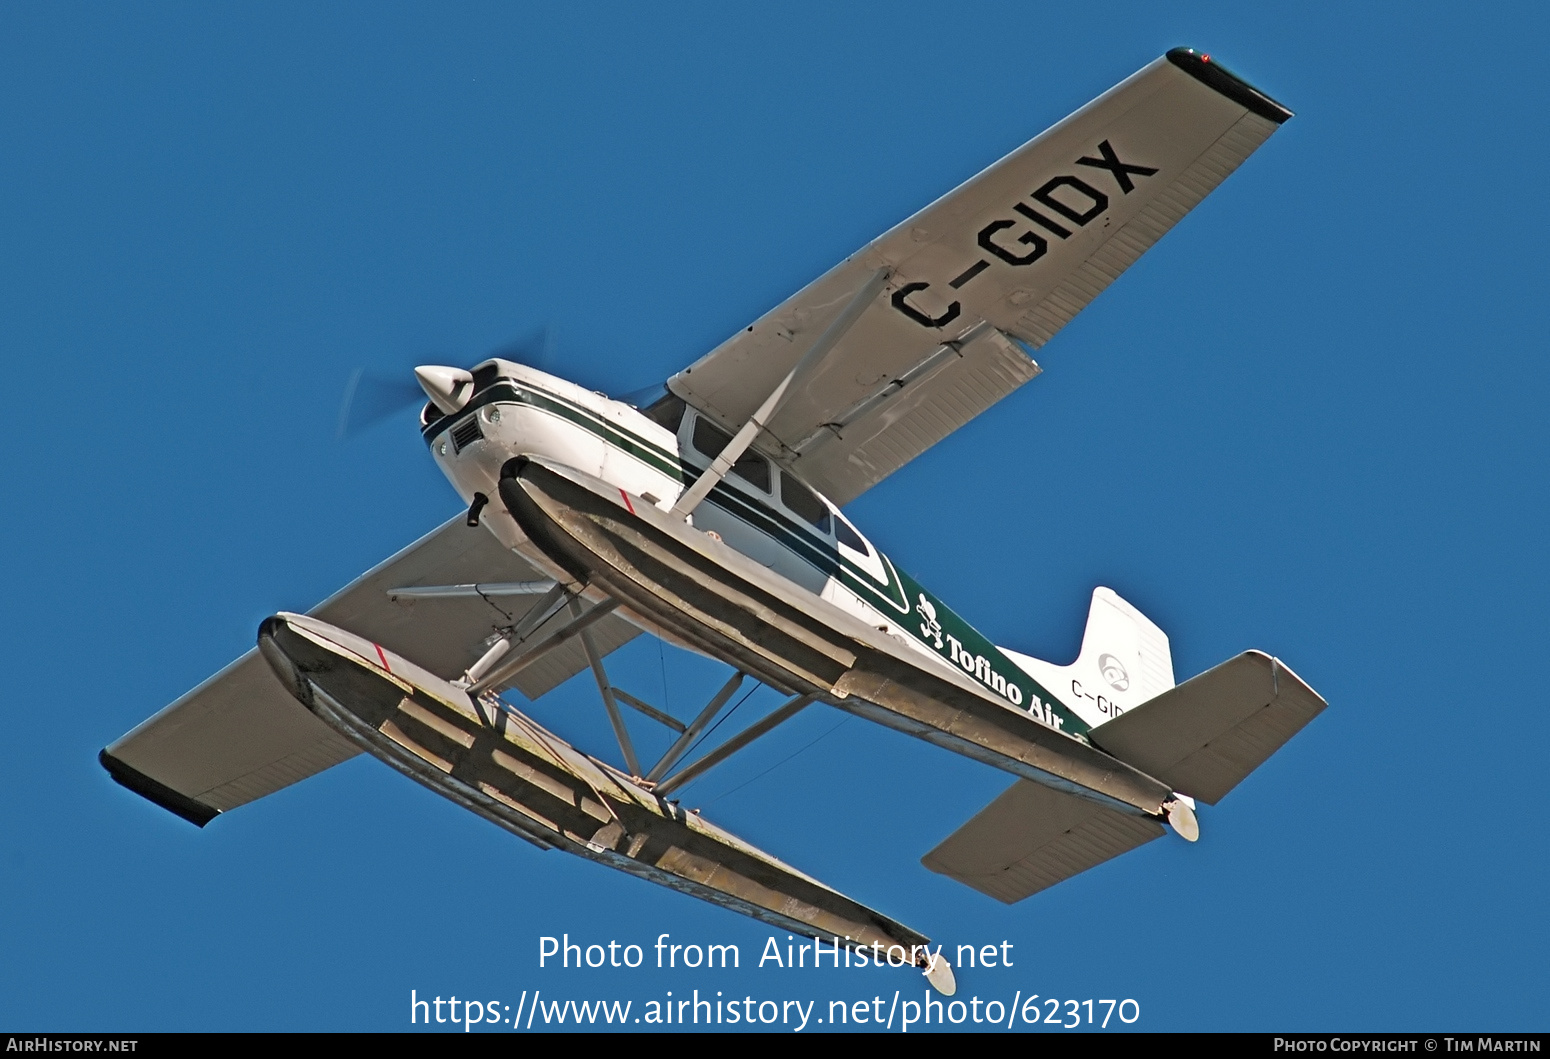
[{"left": 1000, "top": 588, "right": 1174, "bottom": 729}]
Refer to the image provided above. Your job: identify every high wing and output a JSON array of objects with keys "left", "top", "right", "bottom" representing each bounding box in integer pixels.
[
  {"left": 100, "top": 516, "right": 638, "bottom": 825},
  {"left": 668, "top": 49, "right": 1292, "bottom": 505}
]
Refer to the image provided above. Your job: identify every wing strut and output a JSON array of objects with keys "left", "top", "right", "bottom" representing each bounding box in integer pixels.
[{"left": 669, "top": 267, "right": 891, "bottom": 519}]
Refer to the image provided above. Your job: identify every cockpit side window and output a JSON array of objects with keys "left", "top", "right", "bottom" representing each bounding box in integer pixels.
[
  {"left": 691, "top": 415, "right": 771, "bottom": 493},
  {"left": 835, "top": 514, "right": 869, "bottom": 555},
  {"left": 779, "top": 473, "right": 832, "bottom": 534},
  {"left": 641, "top": 393, "right": 686, "bottom": 433}
]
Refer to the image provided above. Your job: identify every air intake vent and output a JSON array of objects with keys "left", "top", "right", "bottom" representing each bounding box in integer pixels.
[{"left": 451, "top": 415, "right": 484, "bottom": 452}]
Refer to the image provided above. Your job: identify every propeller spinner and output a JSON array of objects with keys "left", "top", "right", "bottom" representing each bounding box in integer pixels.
[{"left": 415, "top": 365, "right": 475, "bottom": 415}]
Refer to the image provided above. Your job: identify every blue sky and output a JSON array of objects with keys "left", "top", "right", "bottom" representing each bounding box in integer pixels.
[{"left": 3, "top": 1, "right": 1547, "bottom": 1032}]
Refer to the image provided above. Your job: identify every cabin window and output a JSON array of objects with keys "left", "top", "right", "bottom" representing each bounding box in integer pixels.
[
  {"left": 836, "top": 515, "right": 869, "bottom": 554},
  {"left": 641, "top": 392, "right": 686, "bottom": 433},
  {"left": 691, "top": 416, "right": 771, "bottom": 493},
  {"left": 780, "top": 473, "right": 831, "bottom": 533}
]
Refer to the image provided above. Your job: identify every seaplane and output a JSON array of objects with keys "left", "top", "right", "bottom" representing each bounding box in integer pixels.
[{"left": 101, "top": 49, "right": 1325, "bottom": 996}]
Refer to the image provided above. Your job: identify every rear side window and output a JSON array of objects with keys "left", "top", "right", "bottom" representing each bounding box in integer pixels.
[
  {"left": 835, "top": 515, "right": 868, "bottom": 554},
  {"left": 780, "top": 473, "right": 831, "bottom": 533},
  {"left": 692, "top": 416, "right": 771, "bottom": 493}
]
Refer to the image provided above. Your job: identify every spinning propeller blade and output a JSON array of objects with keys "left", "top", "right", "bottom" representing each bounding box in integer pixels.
[
  {"left": 335, "top": 368, "right": 427, "bottom": 439},
  {"left": 494, "top": 323, "right": 652, "bottom": 398},
  {"left": 336, "top": 322, "right": 657, "bottom": 440},
  {"left": 488, "top": 323, "right": 554, "bottom": 371}
]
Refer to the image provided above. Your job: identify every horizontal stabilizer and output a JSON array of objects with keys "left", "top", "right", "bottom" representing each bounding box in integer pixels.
[
  {"left": 1088, "top": 651, "right": 1326, "bottom": 804},
  {"left": 922, "top": 780, "right": 1164, "bottom": 903}
]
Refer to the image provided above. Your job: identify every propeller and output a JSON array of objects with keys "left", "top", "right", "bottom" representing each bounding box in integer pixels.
[
  {"left": 334, "top": 322, "right": 663, "bottom": 440},
  {"left": 334, "top": 327, "right": 552, "bottom": 441},
  {"left": 493, "top": 323, "right": 655, "bottom": 399},
  {"left": 489, "top": 323, "right": 557, "bottom": 374},
  {"left": 335, "top": 368, "right": 427, "bottom": 439}
]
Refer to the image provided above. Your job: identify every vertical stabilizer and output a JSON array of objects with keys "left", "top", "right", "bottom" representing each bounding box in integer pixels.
[{"left": 1000, "top": 588, "right": 1174, "bottom": 729}]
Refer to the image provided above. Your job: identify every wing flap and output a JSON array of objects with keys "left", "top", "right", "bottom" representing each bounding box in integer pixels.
[
  {"left": 1088, "top": 651, "right": 1327, "bottom": 804},
  {"left": 923, "top": 779, "right": 1164, "bottom": 903},
  {"left": 794, "top": 326, "right": 1042, "bottom": 504},
  {"left": 103, "top": 516, "right": 638, "bottom": 823}
]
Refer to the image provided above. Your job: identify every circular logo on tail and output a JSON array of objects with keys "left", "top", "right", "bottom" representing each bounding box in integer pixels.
[{"left": 1098, "top": 653, "right": 1130, "bottom": 692}]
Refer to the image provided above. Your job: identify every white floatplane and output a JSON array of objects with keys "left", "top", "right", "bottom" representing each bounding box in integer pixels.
[{"left": 102, "top": 49, "right": 1325, "bottom": 996}]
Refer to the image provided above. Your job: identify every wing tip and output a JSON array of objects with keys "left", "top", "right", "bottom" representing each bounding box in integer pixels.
[
  {"left": 1166, "top": 48, "right": 1294, "bottom": 125},
  {"left": 99, "top": 748, "right": 220, "bottom": 828}
]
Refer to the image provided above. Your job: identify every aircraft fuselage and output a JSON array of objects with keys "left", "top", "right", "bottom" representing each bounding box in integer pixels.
[{"left": 422, "top": 360, "right": 1095, "bottom": 738}]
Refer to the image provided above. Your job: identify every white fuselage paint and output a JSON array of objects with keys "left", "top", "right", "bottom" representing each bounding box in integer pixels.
[{"left": 424, "top": 361, "right": 987, "bottom": 700}]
